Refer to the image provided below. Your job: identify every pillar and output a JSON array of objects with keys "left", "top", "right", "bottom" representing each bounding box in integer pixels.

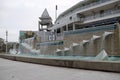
[
  {"left": 73, "top": 23, "right": 75, "bottom": 31},
  {"left": 66, "top": 24, "right": 68, "bottom": 31}
]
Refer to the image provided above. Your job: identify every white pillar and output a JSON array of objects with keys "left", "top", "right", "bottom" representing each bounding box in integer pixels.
[{"left": 73, "top": 23, "right": 75, "bottom": 31}]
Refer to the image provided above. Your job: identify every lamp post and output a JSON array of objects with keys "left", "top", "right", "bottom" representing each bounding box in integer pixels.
[
  {"left": 6, "top": 30, "right": 8, "bottom": 54},
  {"left": 55, "top": 5, "right": 58, "bottom": 20}
]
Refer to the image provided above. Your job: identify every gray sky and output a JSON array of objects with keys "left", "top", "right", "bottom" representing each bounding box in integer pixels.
[{"left": 0, "top": 0, "right": 82, "bottom": 42}]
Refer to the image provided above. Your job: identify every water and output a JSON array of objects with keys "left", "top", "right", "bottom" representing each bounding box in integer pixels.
[
  {"left": 82, "top": 40, "right": 89, "bottom": 45},
  {"left": 71, "top": 43, "right": 80, "bottom": 56},
  {"left": 63, "top": 47, "right": 71, "bottom": 56},
  {"left": 95, "top": 49, "right": 108, "bottom": 60},
  {"left": 9, "top": 53, "right": 120, "bottom": 61},
  {"left": 9, "top": 49, "right": 17, "bottom": 54},
  {"left": 87, "top": 35, "right": 101, "bottom": 56},
  {"left": 55, "top": 49, "right": 63, "bottom": 56},
  {"left": 72, "top": 43, "right": 79, "bottom": 47},
  {"left": 21, "top": 43, "right": 40, "bottom": 54},
  {"left": 100, "top": 31, "right": 113, "bottom": 51},
  {"left": 91, "top": 35, "right": 101, "bottom": 41},
  {"left": 79, "top": 40, "right": 89, "bottom": 56}
]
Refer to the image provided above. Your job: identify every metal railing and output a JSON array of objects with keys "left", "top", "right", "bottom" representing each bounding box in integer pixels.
[
  {"left": 79, "top": 0, "right": 111, "bottom": 11},
  {"left": 84, "top": 9, "right": 120, "bottom": 21}
]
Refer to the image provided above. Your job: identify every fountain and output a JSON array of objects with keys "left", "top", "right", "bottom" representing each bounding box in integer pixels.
[
  {"left": 17, "top": 51, "right": 21, "bottom": 54},
  {"left": 86, "top": 35, "right": 101, "bottom": 56},
  {"left": 55, "top": 49, "right": 63, "bottom": 56},
  {"left": 63, "top": 47, "right": 71, "bottom": 56},
  {"left": 95, "top": 49, "right": 108, "bottom": 60},
  {"left": 72, "top": 43, "right": 79, "bottom": 47},
  {"left": 82, "top": 40, "right": 89, "bottom": 45},
  {"left": 9, "top": 49, "right": 17, "bottom": 54},
  {"left": 19, "top": 43, "right": 24, "bottom": 54},
  {"left": 21, "top": 42, "right": 40, "bottom": 54},
  {"left": 31, "top": 49, "right": 40, "bottom": 55},
  {"left": 91, "top": 35, "right": 101, "bottom": 41},
  {"left": 104, "top": 32, "right": 113, "bottom": 37},
  {"left": 71, "top": 43, "right": 80, "bottom": 56},
  {"left": 100, "top": 31, "right": 113, "bottom": 54},
  {"left": 21, "top": 43, "right": 32, "bottom": 50},
  {"left": 79, "top": 40, "right": 89, "bottom": 56},
  {"left": 9, "top": 43, "right": 17, "bottom": 54}
]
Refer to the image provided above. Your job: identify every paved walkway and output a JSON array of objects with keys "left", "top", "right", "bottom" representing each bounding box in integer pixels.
[{"left": 0, "top": 58, "right": 120, "bottom": 80}]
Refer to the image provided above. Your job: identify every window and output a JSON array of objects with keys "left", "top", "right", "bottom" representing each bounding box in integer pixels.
[
  {"left": 100, "top": 10, "right": 104, "bottom": 17},
  {"left": 68, "top": 24, "right": 73, "bottom": 31},
  {"left": 63, "top": 26, "right": 66, "bottom": 31},
  {"left": 69, "top": 16, "right": 72, "bottom": 20},
  {"left": 57, "top": 28, "right": 61, "bottom": 33},
  {"left": 75, "top": 24, "right": 81, "bottom": 29}
]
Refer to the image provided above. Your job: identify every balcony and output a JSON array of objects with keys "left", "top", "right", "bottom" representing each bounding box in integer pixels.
[
  {"left": 84, "top": 9, "right": 120, "bottom": 23},
  {"left": 76, "top": 0, "right": 118, "bottom": 14},
  {"left": 80, "top": 0, "right": 110, "bottom": 10}
]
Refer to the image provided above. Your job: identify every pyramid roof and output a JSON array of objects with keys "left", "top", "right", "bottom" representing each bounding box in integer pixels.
[{"left": 40, "top": 8, "right": 51, "bottom": 19}]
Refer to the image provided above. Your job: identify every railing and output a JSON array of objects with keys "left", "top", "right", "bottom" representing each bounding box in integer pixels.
[
  {"left": 84, "top": 9, "right": 120, "bottom": 21},
  {"left": 79, "top": 0, "right": 111, "bottom": 11},
  {"left": 64, "top": 24, "right": 116, "bottom": 36}
]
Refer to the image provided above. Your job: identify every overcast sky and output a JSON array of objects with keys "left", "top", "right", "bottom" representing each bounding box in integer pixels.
[{"left": 0, "top": 0, "right": 83, "bottom": 42}]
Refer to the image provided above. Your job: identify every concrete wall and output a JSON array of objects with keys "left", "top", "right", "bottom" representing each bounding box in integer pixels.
[
  {"left": 113, "top": 23, "right": 120, "bottom": 56},
  {"left": 64, "top": 23, "right": 120, "bottom": 56},
  {"left": 40, "top": 45, "right": 63, "bottom": 55},
  {"left": 0, "top": 54, "right": 120, "bottom": 73},
  {"left": 39, "top": 41, "right": 64, "bottom": 55}
]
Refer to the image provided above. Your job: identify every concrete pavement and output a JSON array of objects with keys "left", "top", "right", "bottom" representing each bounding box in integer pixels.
[{"left": 0, "top": 58, "right": 120, "bottom": 80}]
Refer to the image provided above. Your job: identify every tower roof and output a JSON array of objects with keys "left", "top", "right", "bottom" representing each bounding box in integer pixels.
[{"left": 40, "top": 8, "right": 51, "bottom": 19}]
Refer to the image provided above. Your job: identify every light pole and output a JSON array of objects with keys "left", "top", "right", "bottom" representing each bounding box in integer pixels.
[
  {"left": 6, "top": 30, "right": 8, "bottom": 54},
  {"left": 55, "top": 5, "right": 58, "bottom": 20}
]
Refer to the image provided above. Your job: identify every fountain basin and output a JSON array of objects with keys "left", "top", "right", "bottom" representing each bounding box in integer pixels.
[{"left": 0, "top": 54, "right": 120, "bottom": 73}]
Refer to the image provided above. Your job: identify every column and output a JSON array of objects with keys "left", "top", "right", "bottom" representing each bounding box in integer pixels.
[{"left": 73, "top": 23, "right": 75, "bottom": 31}]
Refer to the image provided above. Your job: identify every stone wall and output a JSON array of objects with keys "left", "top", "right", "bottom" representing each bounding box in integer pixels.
[{"left": 64, "top": 24, "right": 120, "bottom": 56}]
